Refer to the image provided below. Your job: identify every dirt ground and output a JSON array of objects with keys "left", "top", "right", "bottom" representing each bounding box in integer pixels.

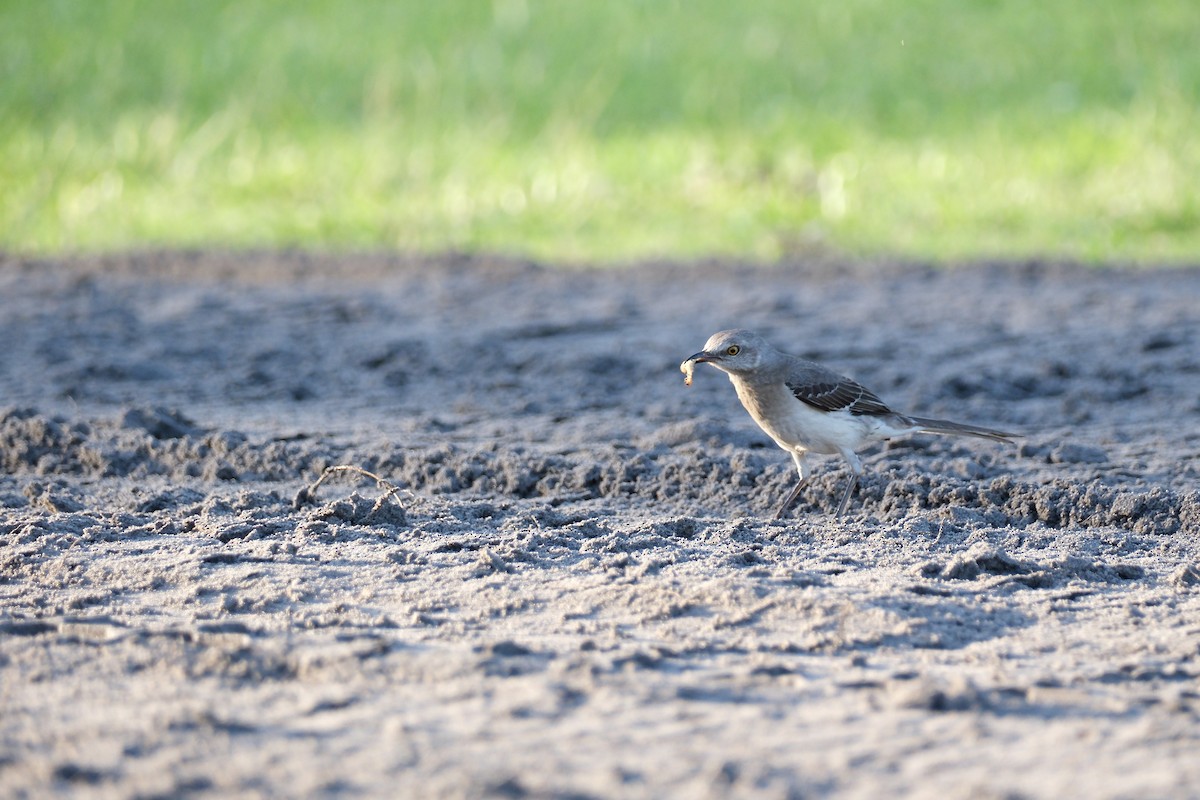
[{"left": 2, "top": 251, "right": 1199, "bottom": 799}]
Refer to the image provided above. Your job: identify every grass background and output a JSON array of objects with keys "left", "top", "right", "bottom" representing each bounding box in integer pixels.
[{"left": 3, "top": 0, "right": 1199, "bottom": 264}]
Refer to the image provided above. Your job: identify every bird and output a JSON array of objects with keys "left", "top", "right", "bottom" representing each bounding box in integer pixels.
[{"left": 682, "top": 329, "right": 1017, "bottom": 518}]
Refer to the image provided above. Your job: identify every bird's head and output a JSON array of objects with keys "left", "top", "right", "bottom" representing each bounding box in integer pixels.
[{"left": 686, "top": 329, "right": 773, "bottom": 376}]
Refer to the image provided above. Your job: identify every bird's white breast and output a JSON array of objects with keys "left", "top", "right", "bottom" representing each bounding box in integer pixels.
[{"left": 731, "top": 376, "right": 895, "bottom": 456}]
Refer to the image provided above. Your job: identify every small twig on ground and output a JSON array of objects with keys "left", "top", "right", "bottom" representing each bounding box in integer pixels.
[{"left": 293, "top": 464, "right": 411, "bottom": 512}]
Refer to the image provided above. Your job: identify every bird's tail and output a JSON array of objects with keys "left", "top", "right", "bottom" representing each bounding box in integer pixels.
[{"left": 908, "top": 416, "right": 1018, "bottom": 444}]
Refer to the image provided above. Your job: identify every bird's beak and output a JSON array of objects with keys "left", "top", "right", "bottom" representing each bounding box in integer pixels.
[{"left": 688, "top": 351, "right": 716, "bottom": 363}]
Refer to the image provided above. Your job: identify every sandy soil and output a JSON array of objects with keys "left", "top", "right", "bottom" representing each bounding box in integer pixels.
[{"left": 2, "top": 252, "right": 1199, "bottom": 799}]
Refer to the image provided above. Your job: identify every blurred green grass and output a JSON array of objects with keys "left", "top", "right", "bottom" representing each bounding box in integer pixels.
[{"left": 3, "top": 0, "right": 1199, "bottom": 263}]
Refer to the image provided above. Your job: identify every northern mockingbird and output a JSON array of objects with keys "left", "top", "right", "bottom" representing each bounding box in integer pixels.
[{"left": 683, "top": 329, "right": 1017, "bottom": 518}]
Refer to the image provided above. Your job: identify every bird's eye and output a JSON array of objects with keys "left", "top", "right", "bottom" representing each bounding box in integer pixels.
[{"left": 726, "top": 345, "right": 741, "bottom": 356}]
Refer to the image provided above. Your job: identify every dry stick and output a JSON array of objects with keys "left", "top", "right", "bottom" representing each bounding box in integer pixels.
[{"left": 293, "top": 464, "right": 412, "bottom": 513}]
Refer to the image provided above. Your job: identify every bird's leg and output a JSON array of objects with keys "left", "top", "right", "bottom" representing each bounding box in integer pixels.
[
  {"left": 834, "top": 448, "right": 865, "bottom": 518},
  {"left": 834, "top": 474, "right": 859, "bottom": 517},
  {"left": 773, "top": 452, "right": 808, "bottom": 520},
  {"left": 774, "top": 478, "right": 809, "bottom": 520}
]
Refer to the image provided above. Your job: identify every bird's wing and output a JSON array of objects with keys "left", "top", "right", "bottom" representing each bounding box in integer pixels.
[{"left": 786, "top": 365, "right": 893, "bottom": 417}]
